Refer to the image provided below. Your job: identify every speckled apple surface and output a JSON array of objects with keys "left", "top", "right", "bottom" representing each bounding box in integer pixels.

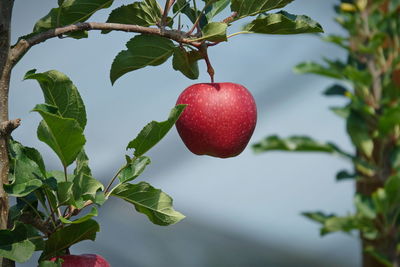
[
  {"left": 176, "top": 83, "right": 257, "bottom": 158},
  {"left": 50, "top": 254, "right": 110, "bottom": 267}
]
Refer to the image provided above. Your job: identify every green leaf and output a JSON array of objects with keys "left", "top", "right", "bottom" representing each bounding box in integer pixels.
[
  {"left": 243, "top": 11, "right": 323, "bottom": 35},
  {"left": 47, "top": 170, "right": 74, "bottom": 183},
  {"left": 25, "top": 224, "right": 45, "bottom": 251},
  {"left": 173, "top": 0, "right": 198, "bottom": 23},
  {"left": 56, "top": 181, "right": 74, "bottom": 206},
  {"left": 231, "top": 0, "right": 294, "bottom": 19},
  {"left": 24, "top": 69, "right": 87, "bottom": 129},
  {"left": 346, "top": 110, "right": 373, "bottom": 158},
  {"left": 111, "top": 182, "right": 185, "bottom": 226},
  {"left": 33, "top": 0, "right": 113, "bottom": 36},
  {"left": 204, "top": 0, "right": 230, "bottom": 20},
  {"left": 323, "top": 84, "right": 349, "bottom": 96},
  {"left": 33, "top": 104, "right": 86, "bottom": 167},
  {"left": 321, "top": 216, "right": 357, "bottom": 235},
  {"left": 302, "top": 211, "right": 335, "bottom": 224},
  {"left": 110, "top": 35, "right": 175, "bottom": 84},
  {"left": 330, "top": 106, "right": 350, "bottom": 119},
  {"left": 354, "top": 195, "right": 376, "bottom": 220},
  {"left": 252, "top": 135, "right": 350, "bottom": 157},
  {"left": 118, "top": 156, "right": 151, "bottom": 183},
  {"left": 5, "top": 140, "right": 43, "bottom": 197},
  {"left": 0, "top": 223, "right": 35, "bottom": 262},
  {"left": 294, "top": 62, "right": 344, "bottom": 79},
  {"left": 390, "top": 147, "right": 400, "bottom": 170},
  {"left": 322, "top": 34, "right": 348, "bottom": 50},
  {"left": 39, "top": 259, "right": 64, "bottom": 267},
  {"left": 40, "top": 219, "right": 100, "bottom": 260},
  {"left": 195, "top": 22, "right": 227, "bottom": 42},
  {"left": 379, "top": 106, "right": 400, "bottom": 135},
  {"left": 72, "top": 174, "right": 104, "bottom": 209},
  {"left": 172, "top": 47, "right": 201, "bottom": 80},
  {"left": 127, "top": 105, "right": 186, "bottom": 157},
  {"left": 103, "top": 0, "right": 161, "bottom": 33},
  {"left": 74, "top": 149, "right": 92, "bottom": 177},
  {"left": 59, "top": 207, "right": 98, "bottom": 224},
  {"left": 384, "top": 174, "right": 400, "bottom": 206},
  {"left": 336, "top": 170, "right": 356, "bottom": 181}
]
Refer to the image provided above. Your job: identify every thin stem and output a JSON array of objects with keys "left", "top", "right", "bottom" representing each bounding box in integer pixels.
[
  {"left": 161, "top": 0, "right": 176, "bottom": 28},
  {"left": 199, "top": 44, "right": 215, "bottom": 83},
  {"left": 43, "top": 190, "right": 57, "bottom": 229},
  {"left": 63, "top": 165, "right": 68, "bottom": 182},
  {"left": 227, "top": 31, "right": 250, "bottom": 39},
  {"left": 18, "top": 197, "right": 43, "bottom": 221},
  {"left": 187, "top": 0, "right": 215, "bottom": 35},
  {"left": 104, "top": 165, "right": 127, "bottom": 195}
]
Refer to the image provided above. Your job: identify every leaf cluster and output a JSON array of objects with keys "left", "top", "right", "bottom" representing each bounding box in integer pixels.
[
  {"left": 1, "top": 70, "right": 185, "bottom": 264},
  {"left": 253, "top": 0, "right": 400, "bottom": 264}
]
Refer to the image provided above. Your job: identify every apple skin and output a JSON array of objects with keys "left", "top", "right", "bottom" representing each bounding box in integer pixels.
[
  {"left": 176, "top": 82, "right": 257, "bottom": 158},
  {"left": 50, "top": 254, "right": 110, "bottom": 267}
]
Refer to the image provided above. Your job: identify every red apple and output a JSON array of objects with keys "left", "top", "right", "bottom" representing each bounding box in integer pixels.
[
  {"left": 176, "top": 82, "right": 257, "bottom": 158},
  {"left": 50, "top": 254, "right": 110, "bottom": 267}
]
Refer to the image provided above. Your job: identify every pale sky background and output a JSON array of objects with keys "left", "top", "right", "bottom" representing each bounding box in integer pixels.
[{"left": 10, "top": 0, "right": 359, "bottom": 266}]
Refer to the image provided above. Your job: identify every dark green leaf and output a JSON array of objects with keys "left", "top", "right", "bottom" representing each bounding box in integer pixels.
[
  {"left": 25, "top": 224, "right": 45, "bottom": 251},
  {"left": 0, "top": 223, "right": 35, "bottom": 262},
  {"left": 172, "top": 47, "right": 201, "bottom": 80},
  {"left": 56, "top": 181, "right": 74, "bottom": 206},
  {"left": 33, "top": 0, "right": 113, "bottom": 37},
  {"left": 32, "top": 104, "right": 86, "bottom": 167},
  {"left": 5, "top": 140, "right": 43, "bottom": 197},
  {"left": 323, "top": 84, "right": 349, "bottom": 96},
  {"left": 110, "top": 35, "right": 175, "bottom": 84},
  {"left": 196, "top": 22, "right": 227, "bottom": 42},
  {"left": 24, "top": 69, "right": 87, "bottom": 129},
  {"left": 111, "top": 182, "right": 185, "bottom": 226},
  {"left": 346, "top": 110, "right": 373, "bottom": 158},
  {"left": 118, "top": 156, "right": 151, "bottom": 183},
  {"left": 40, "top": 219, "right": 100, "bottom": 260},
  {"left": 74, "top": 149, "right": 92, "bottom": 177},
  {"left": 336, "top": 170, "right": 356, "bottom": 181},
  {"left": 72, "top": 174, "right": 104, "bottom": 209},
  {"left": 302, "top": 211, "right": 335, "bottom": 224},
  {"left": 103, "top": 0, "right": 161, "bottom": 33},
  {"left": 243, "top": 11, "right": 323, "bottom": 35},
  {"left": 204, "top": 0, "right": 230, "bottom": 20},
  {"left": 231, "top": 0, "right": 294, "bottom": 19},
  {"left": 47, "top": 170, "right": 74, "bottom": 183},
  {"left": 60, "top": 207, "right": 98, "bottom": 224},
  {"left": 127, "top": 105, "right": 186, "bottom": 157},
  {"left": 390, "top": 147, "right": 400, "bottom": 170},
  {"left": 173, "top": 0, "right": 198, "bottom": 23}
]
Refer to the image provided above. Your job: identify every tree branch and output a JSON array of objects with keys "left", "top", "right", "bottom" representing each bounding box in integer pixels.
[
  {"left": 0, "top": 118, "right": 20, "bottom": 137},
  {"left": 0, "top": 0, "right": 16, "bottom": 266},
  {"left": 10, "top": 22, "right": 201, "bottom": 68},
  {"left": 161, "top": 0, "right": 176, "bottom": 28}
]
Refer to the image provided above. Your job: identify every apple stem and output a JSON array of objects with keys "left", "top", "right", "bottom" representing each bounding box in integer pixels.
[{"left": 200, "top": 44, "right": 215, "bottom": 83}]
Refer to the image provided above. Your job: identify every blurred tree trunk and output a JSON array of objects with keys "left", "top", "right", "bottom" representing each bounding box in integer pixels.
[{"left": 0, "top": 0, "right": 15, "bottom": 266}]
